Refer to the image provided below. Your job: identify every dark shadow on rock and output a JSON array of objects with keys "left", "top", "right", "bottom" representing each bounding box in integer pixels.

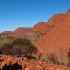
[{"left": 2, "top": 62, "right": 22, "bottom": 70}]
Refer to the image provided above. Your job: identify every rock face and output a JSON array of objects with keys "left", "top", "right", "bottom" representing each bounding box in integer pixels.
[
  {"left": 35, "top": 9, "right": 70, "bottom": 63},
  {"left": 46, "top": 13, "right": 65, "bottom": 25},
  {"left": 13, "top": 22, "right": 54, "bottom": 34},
  {"left": 13, "top": 27, "right": 32, "bottom": 34},
  {"left": 1, "top": 9, "right": 70, "bottom": 66},
  {"left": 0, "top": 55, "right": 70, "bottom": 70},
  {"left": 32, "top": 22, "right": 53, "bottom": 33}
]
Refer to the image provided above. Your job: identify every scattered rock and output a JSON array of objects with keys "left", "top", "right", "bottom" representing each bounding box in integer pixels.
[{"left": 0, "top": 55, "right": 69, "bottom": 70}]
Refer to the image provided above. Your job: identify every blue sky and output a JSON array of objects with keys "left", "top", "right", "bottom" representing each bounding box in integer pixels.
[{"left": 0, "top": 0, "right": 70, "bottom": 32}]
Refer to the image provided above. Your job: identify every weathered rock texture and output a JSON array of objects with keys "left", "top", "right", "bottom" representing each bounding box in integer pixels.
[
  {"left": 0, "top": 9, "right": 70, "bottom": 65},
  {"left": 0, "top": 55, "right": 70, "bottom": 70},
  {"left": 32, "top": 22, "right": 54, "bottom": 33},
  {"left": 13, "top": 27, "right": 32, "bottom": 34},
  {"left": 35, "top": 9, "right": 70, "bottom": 63}
]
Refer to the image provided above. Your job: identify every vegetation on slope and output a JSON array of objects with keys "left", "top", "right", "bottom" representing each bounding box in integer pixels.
[{"left": 0, "top": 38, "right": 38, "bottom": 58}]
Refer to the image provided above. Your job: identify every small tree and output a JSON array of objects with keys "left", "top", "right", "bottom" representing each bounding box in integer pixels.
[
  {"left": 0, "top": 38, "right": 38, "bottom": 58},
  {"left": 12, "top": 38, "right": 38, "bottom": 57},
  {"left": 0, "top": 43, "right": 13, "bottom": 55},
  {"left": 11, "top": 38, "right": 26, "bottom": 56},
  {"left": 25, "top": 40, "right": 38, "bottom": 57}
]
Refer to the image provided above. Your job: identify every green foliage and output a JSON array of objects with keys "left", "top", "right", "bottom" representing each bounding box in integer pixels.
[
  {"left": 67, "top": 59, "right": 70, "bottom": 67},
  {"left": 67, "top": 48, "right": 70, "bottom": 67},
  {"left": 0, "top": 43, "right": 13, "bottom": 55},
  {"left": 12, "top": 38, "right": 25, "bottom": 46},
  {"left": 0, "top": 38, "right": 38, "bottom": 58},
  {"left": 25, "top": 41, "right": 38, "bottom": 55},
  {"left": 67, "top": 48, "right": 70, "bottom": 59},
  {"left": 0, "top": 33, "right": 25, "bottom": 46}
]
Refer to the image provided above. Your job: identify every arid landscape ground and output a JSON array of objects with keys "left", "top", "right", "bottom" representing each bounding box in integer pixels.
[
  {"left": 0, "top": 55, "right": 70, "bottom": 70},
  {"left": 0, "top": 9, "right": 70, "bottom": 70}
]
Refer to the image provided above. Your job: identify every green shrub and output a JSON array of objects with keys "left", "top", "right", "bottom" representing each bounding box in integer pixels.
[
  {"left": 67, "top": 48, "right": 70, "bottom": 67},
  {"left": 67, "top": 48, "right": 70, "bottom": 59},
  {"left": 0, "top": 43, "right": 13, "bottom": 55},
  {"left": 25, "top": 41, "right": 38, "bottom": 55},
  {"left": 0, "top": 38, "right": 38, "bottom": 58},
  {"left": 67, "top": 59, "right": 70, "bottom": 67}
]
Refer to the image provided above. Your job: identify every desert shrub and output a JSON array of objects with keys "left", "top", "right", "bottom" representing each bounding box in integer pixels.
[
  {"left": 12, "top": 38, "right": 26, "bottom": 46},
  {"left": 25, "top": 41, "right": 38, "bottom": 56},
  {"left": 47, "top": 50, "right": 57, "bottom": 64},
  {"left": 11, "top": 45, "right": 25, "bottom": 57},
  {"left": 67, "top": 48, "right": 70, "bottom": 67},
  {"left": 67, "top": 48, "right": 70, "bottom": 59},
  {"left": 46, "top": 49, "right": 64, "bottom": 65},
  {"left": 0, "top": 38, "right": 38, "bottom": 58},
  {"left": 14, "top": 38, "right": 38, "bottom": 57},
  {"left": 11, "top": 38, "right": 26, "bottom": 56},
  {"left": 67, "top": 59, "right": 70, "bottom": 67},
  {"left": 0, "top": 43, "right": 13, "bottom": 55}
]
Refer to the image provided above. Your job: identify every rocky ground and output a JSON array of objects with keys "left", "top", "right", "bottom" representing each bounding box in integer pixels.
[{"left": 0, "top": 55, "right": 70, "bottom": 70}]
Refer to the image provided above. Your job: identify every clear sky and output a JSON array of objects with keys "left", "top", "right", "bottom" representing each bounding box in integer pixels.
[{"left": 0, "top": 0, "right": 70, "bottom": 32}]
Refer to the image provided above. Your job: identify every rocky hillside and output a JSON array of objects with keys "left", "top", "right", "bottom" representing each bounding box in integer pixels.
[
  {"left": 1, "top": 31, "right": 13, "bottom": 34},
  {"left": 13, "top": 27, "right": 32, "bottom": 34},
  {"left": 0, "top": 20, "right": 55, "bottom": 45},
  {"left": 0, "top": 33, "right": 25, "bottom": 46},
  {"left": 35, "top": 9, "right": 70, "bottom": 63},
  {"left": 0, "top": 55, "right": 70, "bottom": 70},
  {"left": 0, "top": 8, "right": 70, "bottom": 65},
  {"left": 32, "top": 22, "right": 54, "bottom": 33},
  {"left": 26, "top": 31, "right": 46, "bottom": 44},
  {"left": 0, "top": 31, "right": 46, "bottom": 46}
]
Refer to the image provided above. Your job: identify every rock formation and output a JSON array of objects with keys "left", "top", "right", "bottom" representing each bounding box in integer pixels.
[
  {"left": 35, "top": 9, "right": 70, "bottom": 63},
  {"left": 32, "top": 22, "right": 53, "bottom": 33},
  {"left": 13, "top": 27, "right": 32, "bottom": 34}
]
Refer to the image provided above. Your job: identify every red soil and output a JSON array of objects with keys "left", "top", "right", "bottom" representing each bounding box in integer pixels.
[
  {"left": 13, "top": 27, "right": 32, "bottom": 34},
  {"left": 0, "top": 55, "right": 69, "bottom": 70},
  {"left": 35, "top": 9, "right": 70, "bottom": 63}
]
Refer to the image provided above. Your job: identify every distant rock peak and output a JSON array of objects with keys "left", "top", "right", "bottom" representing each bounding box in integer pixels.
[
  {"left": 68, "top": 8, "right": 70, "bottom": 12},
  {"left": 66, "top": 8, "right": 70, "bottom": 15},
  {"left": 13, "top": 27, "right": 32, "bottom": 34}
]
